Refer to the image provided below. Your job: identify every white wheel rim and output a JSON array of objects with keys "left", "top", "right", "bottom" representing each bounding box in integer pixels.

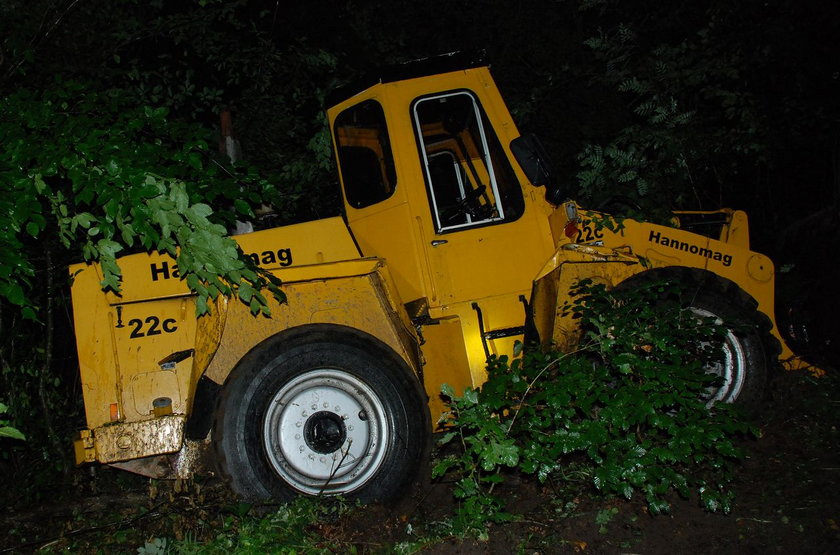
[
  {"left": 262, "top": 368, "right": 389, "bottom": 496},
  {"left": 692, "top": 307, "right": 747, "bottom": 405}
]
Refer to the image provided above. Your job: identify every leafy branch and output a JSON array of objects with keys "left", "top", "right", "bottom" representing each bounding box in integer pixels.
[
  {"left": 1, "top": 82, "right": 284, "bottom": 317},
  {"left": 435, "top": 278, "right": 756, "bottom": 537},
  {"left": 0, "top": 402, "right": 25, "bottom": 440}
]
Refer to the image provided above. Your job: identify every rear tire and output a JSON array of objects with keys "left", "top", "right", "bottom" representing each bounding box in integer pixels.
[{"left": 213, "top": 326, "right": 429, "bottom": 503}]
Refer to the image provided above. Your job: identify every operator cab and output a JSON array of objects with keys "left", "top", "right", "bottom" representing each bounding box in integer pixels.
[
  {"left": 326, "top": 55, "right": 557, "bottom": 394},
  {"left": 327, "top": 54, "right": 555, "bottom": 307}
]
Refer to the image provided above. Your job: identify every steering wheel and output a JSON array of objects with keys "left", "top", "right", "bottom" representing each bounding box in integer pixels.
[{"left": 442, "top": 185, "right": 491, "bottom": 224}]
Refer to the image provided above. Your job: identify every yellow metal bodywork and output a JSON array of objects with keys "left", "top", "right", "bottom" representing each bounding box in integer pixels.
[
  {"left": 539, "top": 203, "right": 805, "bottom": 367},
  {"left": 673, "top": 208, "right": 751, "bottom": 249},
  {"left": 71, "top": 64, "right": 809, "bottom": 472},
  {"left": 200, "top": 258, "right": 419, "bottom": 388},
  {"left": 327, "top": 67, "right": 556, "bottom": 416},
  {"left": 71, "top": 217, "right": 375, "bottom": 464}
]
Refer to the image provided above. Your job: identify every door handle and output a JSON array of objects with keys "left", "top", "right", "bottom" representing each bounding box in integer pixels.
[{"left": 431, "top": 240, "right": 448, "bottom": 247}]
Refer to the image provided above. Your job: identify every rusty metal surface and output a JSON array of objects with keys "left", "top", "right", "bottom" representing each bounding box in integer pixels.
[
  {"left": 108, "top": 438, "right": 211, "bottom": 479},
  {"left": 93, "top": 415, "right": 185, "bottom": 463}
]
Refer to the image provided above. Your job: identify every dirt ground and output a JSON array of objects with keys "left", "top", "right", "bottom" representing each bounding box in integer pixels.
[
  {"left": 2, "top": 364, "right": 839, "bottom": 554},
  {"left": 417, "top": 366, "right": 840, "bottom": 554},
  {"left": 368, "top": 362, "right": 840, "bottom": 554}
]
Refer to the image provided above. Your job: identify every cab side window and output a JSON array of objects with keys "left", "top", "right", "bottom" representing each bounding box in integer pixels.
[
  {"left": 413, "top": 91, "right": 524, "bottom": 232},
  {"left": 334, "top": 100, "right": 397, "bottom": 209}
]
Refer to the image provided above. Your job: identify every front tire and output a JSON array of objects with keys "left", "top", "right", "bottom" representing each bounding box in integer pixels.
[
  {"left": 213, "top": 326, "right": 429, "bottom": 503},
  {"left": 687, "top": 287, "right": 772, "bottom": 412}
]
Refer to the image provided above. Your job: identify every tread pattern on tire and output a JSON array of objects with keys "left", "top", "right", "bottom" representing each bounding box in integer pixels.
[{"left": 212, "top": 324, "right": 430, "bottom": 504}]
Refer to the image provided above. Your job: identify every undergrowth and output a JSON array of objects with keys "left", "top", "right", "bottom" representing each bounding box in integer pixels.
[
  {"left": 33, "top": 494, "right": 357, "bottom": 554},
  {"left": 155, "top": 496, "right": 354, "bottom": 554},
  {"left": 434, "top": 278, "right": 757, "bottom": 537}
]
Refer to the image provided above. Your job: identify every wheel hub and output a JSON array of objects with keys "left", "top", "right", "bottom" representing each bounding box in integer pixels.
[
  {"left": 304, "top": 411, "right": 347, "bottom": 454},
  {"left": 261, "top": 369, "right": 389, "bottom": 496}
]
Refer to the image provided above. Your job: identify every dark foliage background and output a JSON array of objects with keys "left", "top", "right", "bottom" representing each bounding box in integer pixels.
[{"left": 0, "top": 0, "right": 837, "bottom": 496}]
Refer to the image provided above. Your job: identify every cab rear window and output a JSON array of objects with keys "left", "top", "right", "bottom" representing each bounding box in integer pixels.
[{"left": 334, "top": 100, "right": 397, "bottom": 209}]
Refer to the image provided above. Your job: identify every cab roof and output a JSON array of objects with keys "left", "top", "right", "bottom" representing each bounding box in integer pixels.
[{"left": 325, "top": 51, "right": 487, "bottom": 109}]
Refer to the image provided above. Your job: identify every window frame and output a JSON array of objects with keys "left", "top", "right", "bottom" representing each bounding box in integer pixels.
[
  {"left": 333, "top": 99, "right": 398, "bottom": 210},
  {"left": 411, "top": 89, "right": 522, "bottom": 234}
]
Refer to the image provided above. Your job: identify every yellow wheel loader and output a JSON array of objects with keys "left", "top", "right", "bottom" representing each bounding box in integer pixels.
[{"left": 70, "top": 55, "right": 814, "bottom": 503}]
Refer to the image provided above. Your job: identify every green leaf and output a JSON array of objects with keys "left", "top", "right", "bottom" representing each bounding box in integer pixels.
[
  {"left": 170, "top": 182, "right": 190, "bottom": 213},
  {"left": 106, "top": 159, "right": 120, "bottom": 176},
  {"left": 187, "top": 152, "right": 203, "bottom": 171},
  {"left": 0, "top": 426, "right": 26, "bottom": 440},
  {"left": 237, "top": 281, "right": 255, "bottom": 303},
  {"left": 33, "top": 174, "right": 47, "bottom": 194},
  {"left": 186, "top": 203, "right": 213, "bottom": 222},
  {"left": 481, "top": 440, "right": 519, "bottom": 469},
  {"left": 3, "top": 283, "right": 26, "bottom": 306},
  {"left": 438, "top": 431, "right": 456, "bottom": 445},
  {"left": 196, "top": 295, "right": 209, "bottom": 315},
  {"left": 233, "top": 198, "right": 253, "bottom": 217},
  {"left": 463, "top": 388, "right": 479, "bottom": 405}
]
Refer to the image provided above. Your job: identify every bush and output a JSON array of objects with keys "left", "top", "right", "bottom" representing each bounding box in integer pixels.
[{"left": 434, "top": 278, "right": 755, "bottom": 536}]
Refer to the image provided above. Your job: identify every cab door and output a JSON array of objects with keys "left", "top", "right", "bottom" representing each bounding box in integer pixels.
[{"left": 411, "top": 90, "right": 548, "bottom": 311}]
